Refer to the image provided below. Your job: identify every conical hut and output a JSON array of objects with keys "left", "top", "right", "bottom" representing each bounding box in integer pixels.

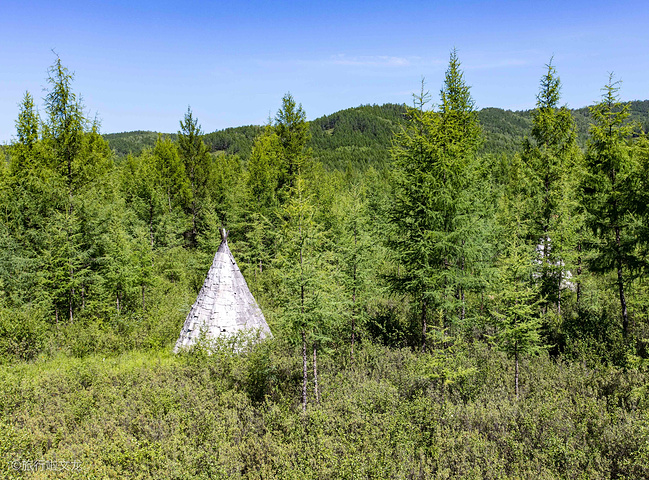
[{"left": 174, "top": 229, "right": 271, "bottom": 352}]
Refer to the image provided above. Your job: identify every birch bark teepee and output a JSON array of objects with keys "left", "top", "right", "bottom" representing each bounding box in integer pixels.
[{"left": 174, "top": 229, "right": 271, "bottom": 352}]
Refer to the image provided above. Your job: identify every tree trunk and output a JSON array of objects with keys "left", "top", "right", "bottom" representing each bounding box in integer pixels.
[
  {"left": 421, "top": 299, "right": 427, "bottom": 352},
  {"left": 313, "top": 345, "right": 319, "bottom": 404},
  {"left": 557, "top": 282, "right": 561, "bottom": 319},
  {"left": 149, "top": 202, "right": 155, "bottom": 248},
  {"left": 615, "top": 226, "right": 629, "bottom": 337},
  {"left": 69, "top": 277, "right": 74, "bottom": 324},
  {"left": 576, "top": 241, "right": 582, "bottom": 308},
  {"left": 351, "top": 229, "right": 357, "bottom": 362},
  {"left": 302, "top": 329, "right": 307, "bottom": 412},
  {"left": 515, "top": 347, "right": 519, "bottom": 401}
]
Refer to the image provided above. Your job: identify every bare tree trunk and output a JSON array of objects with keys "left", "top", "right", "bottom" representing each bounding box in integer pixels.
[
  {"left": 615, "top": 226, "right": 629, "bottom": 337},
  {"left": 191, "top": 200, "right": 197, "bottom": 246},
  {"left": 576, "top": 241, "right": 582, "bottom": 308},
  {"left": 351, "top": 228, "right": 357, "bottom": 363},
  {"left": 515, "top": 348, "right": 519, "bottom": 401},
  {"left": 302, "top": 329, "right": 307, "bottom": 412},
  {"left": 422, "top": 299, "right": 427, "bottom": 352},
  {"left": 557, "top": 284, "right": 561, "bottom": 319},
  {"left": 149, "top": 202, "right": 155, "bottom": 248},
  {"left": 313, "top": 345, "right": 319, "bottom": 404},
  {"left": 69, "top": 271, "right": 74, "bottom": 325}
]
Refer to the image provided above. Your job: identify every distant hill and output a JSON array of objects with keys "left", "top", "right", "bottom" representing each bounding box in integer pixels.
[
  {"left": 103, "top": 100, "right": 649, "bottom": 168},
  {"left": 202, "top": 125, "right": 264, "bottom": 159},
  {"left": 102, "top": 131, "right": 172, "bottom": 158}
]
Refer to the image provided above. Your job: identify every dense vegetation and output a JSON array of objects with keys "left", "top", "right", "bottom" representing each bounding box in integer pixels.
[
  {"left": 105, "top": 102, "right": 649, "bottom": 168},
  {"left": 2, "top": 54, "right": 649, "bottom": 478}
]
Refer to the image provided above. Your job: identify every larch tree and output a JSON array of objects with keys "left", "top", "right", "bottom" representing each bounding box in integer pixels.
[
  {"left": 275, "top": 174, "right": 335, "bottom": 411},
  {"left": 492, "top": 221, "right": 544, "bottom": 400},
  {"left": 178, "top": 107, "right": 211, "bottom": 246},
  {"left": 521, "top": 61, "right": 580, "bottom": 319},
  {"left": 39, "top": 57, "right": 111, "bottom": 323},
  {"left": 274, "top": 93, "right": 311, "bottom": 198},
  {"left": 581, "top": 76, "right": 637, "bottom": 338},
  {"left": 388, "top": 50, "right": 481, "bottom": 349},
  {"left": 152, "top": 134, "right": 190, "bottom": 214},
  {"left": 335, "top": 181, "right": 371, "bottom": 361}
]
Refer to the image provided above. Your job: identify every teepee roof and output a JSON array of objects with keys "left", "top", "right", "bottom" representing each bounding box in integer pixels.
[{"left": 174, "top": 229, "right": 271, "bottom": 352}]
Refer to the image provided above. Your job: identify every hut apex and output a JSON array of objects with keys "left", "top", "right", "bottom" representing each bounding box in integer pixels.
[{"left": 174, "top": 229, "right": 271, "bottom": 352}]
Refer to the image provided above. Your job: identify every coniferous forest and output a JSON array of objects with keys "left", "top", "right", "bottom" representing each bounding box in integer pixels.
[{"left": 2, "top": 53, "right": 649, "bottom": 478}]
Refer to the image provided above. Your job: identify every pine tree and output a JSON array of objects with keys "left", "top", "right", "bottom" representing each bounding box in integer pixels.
[
  {"left": 335, "top": 182, "right": 371, "bottom": 361},
  {"left": 37, "top": 57, "right": 112, "bottom": 323}
]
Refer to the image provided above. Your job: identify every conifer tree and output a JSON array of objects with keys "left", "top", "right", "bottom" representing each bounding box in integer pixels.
[
  {"left": 521, "top": 61, "right": 580, "bottom": 319},
  {"left": 388, "top": 51, "right": 481, "bottom": 348},
  {"left": 275, "top": 175, "right": 335, "bottom": 411},
  {"left": 152, "top": 135, "right": 190, "bottom": 213},
  {"left": 274, "top": 93, "right": 311, "bottom": 197},
  {"left": 335, "top": 182, "right": 371, "bottom": 360},
  {"left": 178, "top": 107, "right": 211, "bottom": 246},
  {"left": 37, "top": 57, "right": 112, "bottom": 323},
  {"left": 492, "top": 223, "right": 544, "bottom": 400},
  {"left": 12, "top": 92, "right": 40, "bottom": 176},
  {"left": 581, "top": 76, "right": 637, "bottom": 338}
]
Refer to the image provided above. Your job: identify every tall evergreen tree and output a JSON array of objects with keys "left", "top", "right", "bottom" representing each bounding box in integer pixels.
[
  {"left": 36, "top": 57, "right": 112, "bottom": 323},
  {"left": 581, "top": 76, "right": 637, "bottom": 338},
  {"left": 178, "top": 107, "right": 211, "bottom": 246},
  {"left": 274, "top": 93, "right": 311, "bottom": 196},
  {"left": 388, "top": 51, "right": 481, "bottom": 349},
  {"left": 274, "top": 175, "right": 336, "bottom": 411},
  {"left": 12, "top": 92, "right": 40, "bottom": 176},
  {"left": 491, "top": 223, "right": 544, "bottom": 400},
  {"left": 152, "top": 134, "right": 190, "bottom": 213},
  {"left": 521, "top": 61, "right": 580, "bottom": 319}
]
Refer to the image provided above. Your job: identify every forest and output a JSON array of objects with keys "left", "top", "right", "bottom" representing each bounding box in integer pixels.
[{"left": 1, "top": 52, "right": 649, "bottom": 478}]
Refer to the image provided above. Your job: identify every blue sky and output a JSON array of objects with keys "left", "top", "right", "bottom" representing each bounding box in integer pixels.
[{"left": 1, "top": 0, "right": 648, "bottom": 142}]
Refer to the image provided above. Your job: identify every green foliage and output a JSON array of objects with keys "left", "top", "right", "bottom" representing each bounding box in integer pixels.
[
  {"left": 104, "top": 130, "right": 166, "bottom": 157},
  {"left": 2, "top": 342, "right": 649, "bottom": 478},
  {"left": 274, "top": 93, "right": 311, "bottom": 195},
  {"left": 4, "top": 55, "right": 649, "bottom": 479},
  {"left": 388, "top": 51, "right": 484, "bottom": 347},
  {"left": 203, "top": 124, "right": 263, "bottom": 158},
  {"left": 581, "top": 76, "right": 638, "bottom": 338}
]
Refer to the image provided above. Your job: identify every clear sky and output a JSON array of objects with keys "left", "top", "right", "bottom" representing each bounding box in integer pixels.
[{"left": 1, "top": 0, "right": 648, "bottom": 142}]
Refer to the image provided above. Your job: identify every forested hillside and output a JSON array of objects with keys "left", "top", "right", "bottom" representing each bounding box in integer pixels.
[
  {"left": 2, "top": 55, "right": 649, "bottom": 478},
  {"left": 105, "top": 101, "right": 649, "bottom": 168}
]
